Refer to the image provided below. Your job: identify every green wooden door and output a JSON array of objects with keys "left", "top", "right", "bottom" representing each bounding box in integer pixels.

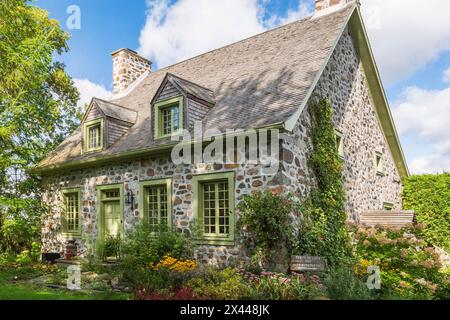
[{"left": 103, "top": 200, "right": 122, "bottom": 238}]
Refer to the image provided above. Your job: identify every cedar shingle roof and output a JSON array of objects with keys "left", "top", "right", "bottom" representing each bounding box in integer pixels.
[
  {"left": 91, "top": 98, "right": 137, "bottom": 124},
  {"left": 37, "top": 3, "right": 356, "bottom": 169},
  {"left": 165, "top": 73, "right": 215, "bottom": 105}
]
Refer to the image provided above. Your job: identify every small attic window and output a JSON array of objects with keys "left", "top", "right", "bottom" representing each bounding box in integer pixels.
[
  {"left": 375, "top": 151, "right": 384, "bottom": 176},
  {"left": 154, "top": 96, "right": 184, "bottom": 139},
  {"left": 335, "top": 130, "right": 344, "bottom": 159},
  {"left": 84, "top": 118, "right": 104, "bottom": 152}
]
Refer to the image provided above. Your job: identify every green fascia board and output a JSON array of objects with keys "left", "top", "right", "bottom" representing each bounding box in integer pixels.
[
  {"left": 284, "top": 4, "right": 409, "bottom": 181},
  {"left": 32, "top": 123, "right": 285, "bottom": 175},
  {"left": 154, "top": 96, "right": 184, "bottom": 139},
  {"left": 348, "top": 6, "right": 409, "bottom": 180},
  {"left": 139, "top": 178, "right": 173, "bottom": 228},
  {"left": 32, "top": 144, "right": 176, "bottom": 174},
  {"left": 61, "top": 187, "right": 82, "bottom": 238},
  {"left": 192, "top": 171, "right": 235, "bottom": 245}
]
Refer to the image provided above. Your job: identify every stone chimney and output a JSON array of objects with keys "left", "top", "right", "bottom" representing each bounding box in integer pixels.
[
  {"left": 315, "top": 0, "right": 350, "bottom": 11},
  {"left": 112, "top": 48, "right": 152, "bottom": 95}
]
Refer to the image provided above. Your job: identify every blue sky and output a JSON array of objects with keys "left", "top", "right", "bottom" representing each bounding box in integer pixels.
[{"left": 35, "top": 0, "right": 450, "bottom": 174}]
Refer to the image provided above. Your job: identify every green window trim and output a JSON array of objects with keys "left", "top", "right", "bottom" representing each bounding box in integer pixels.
[
  {"left": 61, "top": 188, "right": 82, "bottom": 238},
  {"left": 192, "top": 172, "right": 235, "bottom": 246},
  {"left": 96, "top": 184, "right": 124, "bottom": 246},
  {"left": 374, "top": 151, "right": 384, "bottom": 176},
  {"left": 383, "top": 202, "right": 394, "bottom": 211},
  {"left": 139, "top": 179, "right": 173, "bottom": 232},
  {"left": 335, "top": 130, "right": 344, "bottom": 159},
  {"left": 84, "top": 118, "right": 104, "bottom": 153},
  {"left": 154, "top": 96, "right": 184, "bottom": 139}
]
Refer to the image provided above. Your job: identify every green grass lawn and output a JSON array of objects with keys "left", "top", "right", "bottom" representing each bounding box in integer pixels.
[{"left": 0, "top": 265, "right": 131, "bottom": 300}]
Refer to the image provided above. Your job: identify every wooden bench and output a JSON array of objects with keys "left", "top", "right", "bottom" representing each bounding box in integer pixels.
[{"left": 359, "top": 211, "right": 415, "bottom": 229}]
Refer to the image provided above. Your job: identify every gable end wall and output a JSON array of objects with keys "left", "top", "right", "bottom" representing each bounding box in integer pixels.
[{"left": 282, "top": 27, "right": 403, "bottom": 220}]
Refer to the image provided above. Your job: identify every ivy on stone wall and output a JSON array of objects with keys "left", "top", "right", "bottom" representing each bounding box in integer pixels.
[
  {"left": 296, "top": 97, "right": 350, "bottom": 265},
  {"left": 403, "top": 174, "right": 450, "bottom": 252}
]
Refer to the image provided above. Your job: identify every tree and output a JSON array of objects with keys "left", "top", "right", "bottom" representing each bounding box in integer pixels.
[{"left": 0, "top": 0, "right": 80, "bottom": 253}]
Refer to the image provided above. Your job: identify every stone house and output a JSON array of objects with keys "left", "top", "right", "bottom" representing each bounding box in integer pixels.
[{"left": 34, "top": 0, "right": 409, "bottom": 264}]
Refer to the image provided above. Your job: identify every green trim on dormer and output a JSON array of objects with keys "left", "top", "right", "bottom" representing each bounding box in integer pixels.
[
  {"left": 154, "top": 96, "right": 184, "bottom": 140},
  {"left": 83, "top": 118, "right": 104, "bottom": 153}
]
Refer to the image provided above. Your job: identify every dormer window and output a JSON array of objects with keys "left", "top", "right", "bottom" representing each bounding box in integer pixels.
[
  {"left": 154, "top": 96, "right": 184, "bottom": 139},
  {"left": 84, "top": 118, "right": 104, "bottom": 152}
]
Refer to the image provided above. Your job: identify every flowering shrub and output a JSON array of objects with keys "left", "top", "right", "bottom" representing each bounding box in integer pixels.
[
  {"left": 351, "top": 224, "right": 448, "bottom": 300},
  {"left": 136, "top": 287, "right": 197, "bottom": 300},
  {"left": 187, "top": 268, "right": 250, "bottom": 300},
  {"left": 151, "top": 255, "right": 197, "bottom": 273},
  {"left": 324, "top": 262, "right": 374, "bottom": 300},
  {"left": 187, "top": 267, "right": 325, "bottom": 300},
  {"left": 244, "top": 271, "right": 326, "bottom": 300}
]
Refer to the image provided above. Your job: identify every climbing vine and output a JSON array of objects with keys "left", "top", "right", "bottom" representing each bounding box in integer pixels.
[{"left": 296, "top": 97, "right": 350, "bottom": 265}]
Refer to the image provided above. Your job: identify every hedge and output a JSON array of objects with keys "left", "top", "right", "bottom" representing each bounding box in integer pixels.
[{"left": 403, "top": 174, "right": 450, "bottom": 251}]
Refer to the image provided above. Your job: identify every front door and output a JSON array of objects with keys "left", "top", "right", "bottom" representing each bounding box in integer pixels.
[
  {"left": 103, "top": 200, "right": 122, "bottom": 238},
  {"left": 98, "top": 187, "right": 123, "bottom": 241}
]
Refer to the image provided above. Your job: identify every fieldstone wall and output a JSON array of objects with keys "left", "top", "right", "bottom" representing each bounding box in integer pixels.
[
  {"left": 41, "top": 156, "right": 284, "bottom": 265},
  {"left": 41, "top": 27, "right": 403, "bottom": 264},
  {"left": 309, "top": 27, "right": 403, "bottom": 219}
]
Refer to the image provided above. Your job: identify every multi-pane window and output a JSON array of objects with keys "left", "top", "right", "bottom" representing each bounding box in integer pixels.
[
  {"left": 88, "top": 125, "right": 101, "bottom": 149},
  {"left": 202, "top": 181, "right": 230, "bottom": 236},
  {"left": 161, "top": 104, "right": 180, "bottom": 136},
  {"left": 62, "top": 189, "right": 81, "bottom": 236},
  {"left": 154, "top": 97, "right": 183, "bottom": 138},
  {"left": 84, "top": 118, "right": 103, "bottom": 152},
  {"left": 193, "top": 172, "right": 234, "bottom": 244},
  {"left": 144, "top": 185, "right": 169, "bottom": 232},
  {"left": 104, "top": 190, "right": 120, "bottom": 199}
]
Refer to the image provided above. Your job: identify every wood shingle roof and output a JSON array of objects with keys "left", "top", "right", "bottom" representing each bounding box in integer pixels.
[{"left": 37, "top": 3, "right": 356, "bottom": 170}]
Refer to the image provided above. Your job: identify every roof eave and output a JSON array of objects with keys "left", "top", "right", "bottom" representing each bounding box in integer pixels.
[
  {"left": 349, "top": 6, "right": 409, "bottom": 180},
  {"left": 30, "top": 122, "right": 285, "bottom": 175}
]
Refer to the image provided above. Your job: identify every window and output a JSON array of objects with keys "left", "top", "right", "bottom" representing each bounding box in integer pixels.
[
  {"left": 154, "top": 96, "right": 184, "bottom": 138},
  {"left": 61, "top": 188, "right": 81, "bottom": 237},
  {"left": 139, "top": 179, "right": 172, "bottom": 232},
  {"left": 383, "top": 202, "right": 394, "bottom": 211},
  {"left": 375, "top": 151, "right": 384, "bottom": 176},
  {"left": 84, "top": 118, "right": 104, "bottom": 152},
  {"left": 193, "top": 172, "right": 235, "bottom": 245},
  {"left": 335, "top": 131, "right": 344, "bottom": 158}
]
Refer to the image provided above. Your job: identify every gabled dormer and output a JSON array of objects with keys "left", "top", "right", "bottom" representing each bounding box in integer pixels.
[
  {"left": 81, "top": 98, "right": 137, "bottom": 153},
  {"left": 151, "top": 73, "right": 215, "bottom": 140}
]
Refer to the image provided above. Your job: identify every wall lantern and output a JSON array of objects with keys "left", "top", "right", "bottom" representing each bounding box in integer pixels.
[{"left": 125, "top": 190, "right": 134, "bottom": 210}]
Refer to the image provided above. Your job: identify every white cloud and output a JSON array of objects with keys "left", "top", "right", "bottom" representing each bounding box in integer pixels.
[
  {"left": 393, "top": 86, "right": 450, "bottom": 174},
  {"left": 265, "top": 2, "right": 312, "bottom": 29},
  {"left": 138, "top": 0, "right": 311, "bottom": 68},
  {"left": 443, "top": 67, "right": 450, "bottom": 84},
  {"left": 361, "top": 0, "right": 450, "bottom": 85},
  {"left": 73, "top": 78, "right": 112, "bottom": 110}
]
